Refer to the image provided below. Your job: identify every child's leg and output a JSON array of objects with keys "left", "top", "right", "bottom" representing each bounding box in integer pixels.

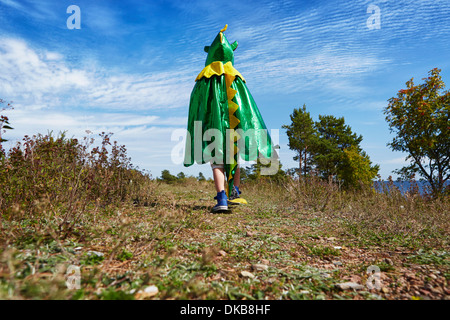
[
  {"left": 234, "top": 165, "right": 240, "bottom": 188},
  {"left": 212, "top": 166, "right": 226, "bottom": 193}
]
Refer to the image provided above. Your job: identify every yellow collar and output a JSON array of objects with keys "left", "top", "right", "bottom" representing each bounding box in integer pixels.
[{"left": 195, "top": 61, "right": 245, "bottom": 82}]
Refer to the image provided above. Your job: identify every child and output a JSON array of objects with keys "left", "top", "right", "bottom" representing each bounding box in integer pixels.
[
  {"left": 211, "top": 163, "right": 242, "bottom": 212},
  {"left": 184, "top": 25, "right": 276, "bottom": 213}
]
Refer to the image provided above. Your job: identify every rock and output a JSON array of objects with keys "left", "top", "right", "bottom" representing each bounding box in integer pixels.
[
  {"left": 336, "top": 282, "right": 365, "bottom": 290},
  {"left": 405, "top": 272, "right": 416, "bottom": 280},
  {"left": 423, "top": 284, "right": 433, "bottom": 290},
  {"left": 419, "top": 289, "right": 431, "bottom": 296},
  {"left": 326, "top": 237, "right": 337, "bottom": 241},
  {"left": 135, "top": 285, "right": 159, "bottom": 299},
  {"left": 333, "top": 246, "right": 342, "bottom": 250},
  {"left": 260, "top": 259, "right": 270, "bottom": 265},
  {"left": 87, "top": 251, "right": 104, "bottom": 257},
  {"left": 429, "top": 274, "right": 437, "bottom": 280},
  {"left": 251, "top": 264, "right": 269, "bottom": 271},
  {"left": 218, "top": 250, "right": 227, "bottom": 257},
  {"left": 384, "top": 258, "right": 393, "bottom": 265},
  {"left": 345, "top": 275, "right": 362, "bottom": 283},
  {"left": 241, "top": 271, "right": 255, "bottom": 278},
  {"left": 299, "top": 290, "right": 310, "bottom": 295},
  {"left": 431, "top": 287, "right": 443, "bottom": 294},
  {"left": 332, "top": 261, "right": 343, "bottom": 266},
  {"left": 245, "top": 231, "right": 256, "bottom": 237},
  {"left": 266, "top": 277, "right": 277, "bottom": 284},
  {"left": 381, "top": 287, "right": 390, "bottom": 293}
]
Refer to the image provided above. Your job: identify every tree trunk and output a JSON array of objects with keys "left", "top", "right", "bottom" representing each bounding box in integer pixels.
[
  {"left": 304, "top": 146, "right": 308, "bottom": 177},
  {"left": 298, "top": 151, "right": 302, "bottom": 180}
]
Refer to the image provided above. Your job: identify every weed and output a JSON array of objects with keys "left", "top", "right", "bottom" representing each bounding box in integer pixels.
[
  {"left": 407, "top": 250, "right": 450, "bottom": 266},
  {"left": 307, "top": 245, "right": 341, "bottom": 258},
  {"left": 117, "top": 249, "right": 133, "bottom": 262}
]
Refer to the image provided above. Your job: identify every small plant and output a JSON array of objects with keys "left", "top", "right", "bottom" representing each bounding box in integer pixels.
[
  {"left": 0, "top": 99, "right": 13, "bottom": 146},
  {"left": 117, "top": 249, "right": 133, "bottom": 262},
  {"left": 99, "top": 288, "right": 135, "bottom": 300},
  {"left": 81, "top": 252, "right": 105, "bottom": 266},
  {"left": 407, "top": 250, "right": 450, "bottom": 266},
  {"left": 306, "top": 245, "right": 341, "bottom": 258}
]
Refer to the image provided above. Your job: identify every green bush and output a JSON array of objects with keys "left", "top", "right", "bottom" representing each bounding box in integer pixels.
[{"left": 0, "top": 132, "right": 154, "bottom": 220}]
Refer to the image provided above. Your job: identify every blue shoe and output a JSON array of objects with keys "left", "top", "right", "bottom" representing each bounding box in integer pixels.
[
  {"left": 212, "top": 190, "right": 228, "bottom": 212},
  {"left": 230, "top": 186, "right": 241, "bottom": 200},
  {"left": 228, "top": 186, "right": 248, "bottom": 205}
]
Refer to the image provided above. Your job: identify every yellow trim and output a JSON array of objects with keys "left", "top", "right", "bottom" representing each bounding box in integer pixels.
[
  {"left": 224, "top": 70, "right": 239, "bottom": 182},
  {"left": 228, "top": 198, "right": 248, "bottom": 205},
  {"left": 195, "top": 60, "right": 243, "bottom": 190},
  {"left": 195, "top": 61, "right": 245, "bottom": 82},
  {"left": 220, "top": 24, "right": 228, "bottom": 32}
]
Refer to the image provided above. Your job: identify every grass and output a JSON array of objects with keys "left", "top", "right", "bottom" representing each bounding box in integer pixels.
[
  {"left": 0, "top": 134, "right": 449, "bottom": 300},
  {"left": 1, "top": 178, "right": 448, "bottom": 300}
]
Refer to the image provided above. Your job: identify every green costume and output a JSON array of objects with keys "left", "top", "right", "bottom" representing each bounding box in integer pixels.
[{"left": 184, "top": 25, "right": 276, "bottom": 195}]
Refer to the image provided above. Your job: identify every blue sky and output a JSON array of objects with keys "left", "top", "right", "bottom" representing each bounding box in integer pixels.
[{"left": 1, "top": 0, "right": 449, "bottom": 179}]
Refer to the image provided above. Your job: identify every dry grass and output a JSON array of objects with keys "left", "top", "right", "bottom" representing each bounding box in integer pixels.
[{"left": 1, "top": 175, "right": 448, "bottom": 300}]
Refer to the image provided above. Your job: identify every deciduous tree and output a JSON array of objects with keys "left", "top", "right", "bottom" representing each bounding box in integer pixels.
[{"left": 384, "top": 68, "right": 449, "bottom": 196}]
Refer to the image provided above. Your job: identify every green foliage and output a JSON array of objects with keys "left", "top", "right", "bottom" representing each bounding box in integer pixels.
[
  {"left": 283, "top": 106, "right": 378, "bottom": 189},
  {"left": 282, "top": 104, "right": 316, "bottom": 177},
  {"left": 117, "top": 249, "right": 133, "bottom": 262},
  {"left": 313, "top": 114, "right": 365, "bottom": 181},
  {"left": 81, "top": 252, "right": 105, "bottom": 266},
  {"left": 197, "top": 172, "right": 206, "bottom": 181},
  {"left": 0, "top": 99, "right": 14, "bottom": 158},
  {"left": 160, "top": 169, "right": 177, "bottom": 183},
  {"left": 240, "top": 158, "right": 287, "bottom": 183},
  {"left": 99, "top": 288, "right": 135, "bottom": 300},
  {"left": 177, "top": 172, "right": 186, "bottom": 180},
  {"left": 384, "top": 68, "right": 450, "bottom": 197},
  {"left": 306, "top": 245, "right": 341, "bottom": 258},
  {"left": 340, "top": 145, "right": 380, "bottom": 189},
  {"left": 0, "top": 131, "right": 154, "bottom": 221},
  {"left": 407, "top": 250, "right": 450, "bottom": 266}
]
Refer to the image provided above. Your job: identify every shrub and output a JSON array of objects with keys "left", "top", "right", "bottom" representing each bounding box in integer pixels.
[{"left": 0, "top": 132, "right": 154, "bottom": 222}]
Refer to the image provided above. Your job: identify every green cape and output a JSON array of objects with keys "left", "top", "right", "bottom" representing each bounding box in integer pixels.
[{"left": 184, "top": 25, "right": 276, "bottom": 195}]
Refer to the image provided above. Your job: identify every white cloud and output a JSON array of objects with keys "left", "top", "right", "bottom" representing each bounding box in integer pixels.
[
  {"left": 2, "top": 107, "right": 188, "bottom": 174},
  {"left": 0, "top": 0, "right": 24, "bottom": 11},
  {"left": 86, "top": 70, "right": 193, "bottom": 110},
  {"left": 0, "top": 36, "right": 197, "bottom": 176},
  {"left": 0, "top": 37, "right": 196, "bottom": 111},
  {"left": 0, "top": 38, "right": 90, "bottom": 106}
]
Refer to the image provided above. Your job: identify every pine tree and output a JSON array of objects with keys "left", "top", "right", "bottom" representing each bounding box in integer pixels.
[{"left": 282, "top": 104, "right": 316, "bottom": 177}]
